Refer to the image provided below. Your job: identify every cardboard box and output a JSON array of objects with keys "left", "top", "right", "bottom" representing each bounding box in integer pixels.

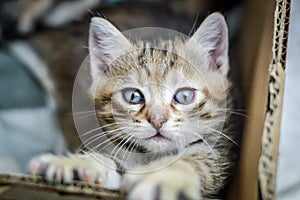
[
  {"left": 0, "top": 0, "right": 291, "bottom": 199},
  {"left": 226, "top": 0, "right": 290, "bottom": 200}
]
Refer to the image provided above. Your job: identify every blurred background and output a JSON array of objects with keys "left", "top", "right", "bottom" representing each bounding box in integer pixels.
[{"left": 0, "top": 0, "right": 298, "bottom": 199}]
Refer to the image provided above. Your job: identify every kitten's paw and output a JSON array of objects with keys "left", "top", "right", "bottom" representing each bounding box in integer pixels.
[
  {"left": 122, "top": 159, "right": 201, "bottom": 200},
  {"left": 28, "top": 153, "right": 121, "bottom": 189}
]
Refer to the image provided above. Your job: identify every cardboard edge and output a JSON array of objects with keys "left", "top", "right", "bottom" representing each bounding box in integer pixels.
[
  {"left": 258, "top": 0, "right": 291, "bottom": 199},
  {"left": 0, "top": 174, "right": 121, "bottom": 200}
]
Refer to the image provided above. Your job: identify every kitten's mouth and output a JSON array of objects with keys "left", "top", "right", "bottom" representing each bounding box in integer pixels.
[{"left": 150, "top": 132, "right": 171, "bottom": 141}]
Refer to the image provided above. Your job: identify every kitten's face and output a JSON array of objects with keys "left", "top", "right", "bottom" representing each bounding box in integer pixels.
[{"left": 89, "top": 13, "right": 231, "bottom": 153}]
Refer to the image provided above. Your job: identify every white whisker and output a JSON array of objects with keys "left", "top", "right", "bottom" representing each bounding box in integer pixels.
[
  {"left": 83, "top": 126, "right": 129, "bottom": 147},
  {"left": 126, "top": 138, "right": 141, "bottom": 161},
  {"left": 112, "top": 134, "right": 135, "bottom": 161},
  {"left": 121, "top": 138, "right": 137, "bottom": 161},
  {"left": 191, "top": 131, "right": 222, "bottom": 174},
  {"left": 91, "top": 127, "right": 132, "bottom": 152},
  {"left": 110, "top": 134, "right": 131, "bottom": 158},
  {"left": 81, "top": 121, "right": 131, "bottom": 137},
  {"left": 203, "top": 126, "right": 239, "bottom": 147}
]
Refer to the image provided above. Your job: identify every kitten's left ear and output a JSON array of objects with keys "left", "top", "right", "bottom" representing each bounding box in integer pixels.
[
  {"left": 188, "top": 13, "right": 229, "bottom": 75},
  {"left": 89, "top": 17, "right": 131, "bottom": 82}
]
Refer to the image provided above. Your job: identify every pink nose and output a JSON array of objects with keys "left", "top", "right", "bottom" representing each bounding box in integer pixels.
[{"left": 148, "top": 115, "right": 168, "bottom": 131}]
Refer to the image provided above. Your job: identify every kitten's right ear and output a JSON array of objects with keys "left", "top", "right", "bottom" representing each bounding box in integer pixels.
[
  {"left": 89, "top": 18, "right": 131, "bottom": 81},
  {"left": 187, "top": 13, "right": 229, "bottom": 76}
]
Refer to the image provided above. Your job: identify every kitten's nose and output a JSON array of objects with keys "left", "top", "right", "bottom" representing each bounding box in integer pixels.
[{"left": 148, "top": 114, "right": 168, "bottom": 131}]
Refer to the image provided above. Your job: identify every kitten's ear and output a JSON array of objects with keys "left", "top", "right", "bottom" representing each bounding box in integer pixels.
[
  {"left": 188, "top": 13, "right": 229, "bottom": 75},
  {"left": 89, "top": 18, "right": 131, "bottom": 80}
]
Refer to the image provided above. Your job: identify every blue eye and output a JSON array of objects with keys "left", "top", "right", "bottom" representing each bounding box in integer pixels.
[
  {"left": 174, "top": 88, "right": 195, "bottom": 105},
  {"left": 122, "top": 88, "right": 145, "bottom": 104}
]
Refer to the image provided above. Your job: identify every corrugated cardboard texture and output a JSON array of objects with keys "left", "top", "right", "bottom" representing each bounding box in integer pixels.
[{"left": 0, "top": 174, "right": 121, "bottom": 200}]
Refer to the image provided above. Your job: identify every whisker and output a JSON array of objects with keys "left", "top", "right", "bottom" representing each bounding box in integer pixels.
[
  {"left": 93, "top": 126, "right": 135, "bottom": 153},
  {"left": 110, "top": 134, "right": 131, "bottom": 157},
  {"left": 81, "top": 121, "right": 131, "bottom": 137},
  {"left": 72, "top": 110, "right": 96, "bottom": 115},
  {"left": 71, "top": 108, "right": 120, "bottom": 115},
  {"left": 72, "top": 113, "right": 98, "bottom": 119},
  {"left": 190, "top": 131, "right": 221, "bottom": 174},
  {"left": 125, "top": 138, "right": 141, "bottom": 162},
  {"left": 202, "top": 126, "right": 239, "bottom": 147},
  {"left": 224, "top": 108, "right": 247, "bottom": 112},
  {"left": 121, "top": 138, "right": 137, "bottom": 161},
  {"left": 112, "top": 134, "right": 135, "bottom": 161},
  {"left": 83, "top": 127, "right": 129, "bottom": 147},
  {"left": 90, "top": 129, "right": 129, "bottom": 152},
  {"left": 185, "top": 108, "right": 247, "bottom": 117},
  {"left": 222, "top": 110, "right": 249, "bottom": 119},
  {"left": 189, "top": 12, "right": 200, "bottom": 36}
]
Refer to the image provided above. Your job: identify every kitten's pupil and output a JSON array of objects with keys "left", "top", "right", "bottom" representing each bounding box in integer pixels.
[
  {"left": 123, "top": 88, "right": 145, "bottom": 104},
  {"left": 130, "top": 93, "right": 135, "bottom": 101},
  {"left": 174, "top": 88, "right": 195, "bottom": 105}
]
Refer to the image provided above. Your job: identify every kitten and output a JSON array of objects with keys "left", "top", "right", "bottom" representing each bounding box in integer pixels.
[{"left": 29, "top": 13, "right": 239, "bottom": 200}]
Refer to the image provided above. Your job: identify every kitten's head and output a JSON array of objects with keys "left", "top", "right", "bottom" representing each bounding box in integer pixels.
[{"left": 88, "top": 13, "right": 231, "bottom": 154}]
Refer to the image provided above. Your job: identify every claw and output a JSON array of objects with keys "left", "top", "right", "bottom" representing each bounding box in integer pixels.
[
  {"left": 29, "top": 160, "right": 48, "bottom": 176},
  {"left": 82, "top": 169, "right": 92, "bottom": 182},
  {"left": 54, "top": 166, "right": 63, "bottom": 182},
  {"left": 95, "top": 176, "right": 103, "bottom": 184}
]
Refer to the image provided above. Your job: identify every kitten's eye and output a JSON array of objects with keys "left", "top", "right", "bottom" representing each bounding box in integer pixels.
[
  {"left": 122, "top": 88, "right": 145, "bottom": 104},
  {"left": 173, "top": 88, "right": 195, "bottom": 105}
]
